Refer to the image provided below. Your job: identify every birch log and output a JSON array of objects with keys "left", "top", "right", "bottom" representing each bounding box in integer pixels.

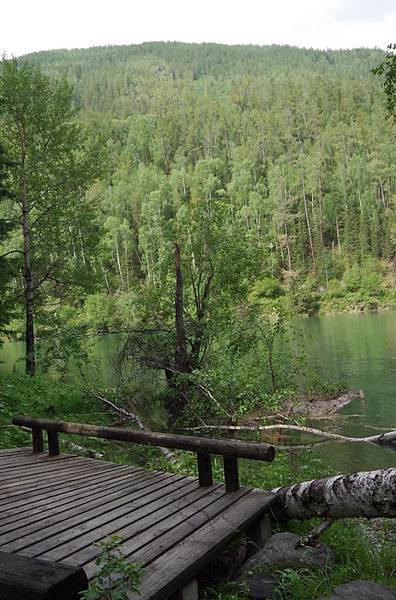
[{"left": 274, "top": 468, "right": 396, "bottom": 521}]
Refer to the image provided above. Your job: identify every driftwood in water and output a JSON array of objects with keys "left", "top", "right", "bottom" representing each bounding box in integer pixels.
[
  {"left": 273, "top": 468, "right": 396, "bottom": 521},
  {"left": 280, "top": 390, "right": 364, "bottom": 419}
]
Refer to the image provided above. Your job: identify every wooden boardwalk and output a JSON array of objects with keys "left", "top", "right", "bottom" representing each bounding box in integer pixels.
[{"left": 0, "top": 446, "right": 275, "bottom": 599}]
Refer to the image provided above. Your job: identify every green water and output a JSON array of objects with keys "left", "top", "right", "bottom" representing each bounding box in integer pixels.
[
  {"left": 1, "top": 311, "right": 396, "bottom": 473},
  {"left": 301, "top": 311, "right": 396, "bottom": 472}
]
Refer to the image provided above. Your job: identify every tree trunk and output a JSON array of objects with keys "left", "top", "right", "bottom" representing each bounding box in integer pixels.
[
  {"left": 21, "top": 179, "right": 35, "bottom": 376},
  {"left": 301, "top": 170, "right": 315, "bottom": 266},
  {"left": 273, "top": 468, "right": 396, "bottom": 521},
  {"left": 174, "top": 244, "right": 189, "bottom": 374},
  {"left": 165, "top": 244, "right": 191, "bottom": 421}
]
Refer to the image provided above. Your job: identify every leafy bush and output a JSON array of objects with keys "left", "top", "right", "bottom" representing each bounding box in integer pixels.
[
  {"left": 250, "top": 277, "right": 286, "bottom": 301},
  {"left": 81, "top": 535, "right": 143, "bottom": 600}
]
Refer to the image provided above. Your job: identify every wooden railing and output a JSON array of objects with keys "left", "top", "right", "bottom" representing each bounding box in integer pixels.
[{"left": 12, "top": 415, "right": 275, "bottom": 492}]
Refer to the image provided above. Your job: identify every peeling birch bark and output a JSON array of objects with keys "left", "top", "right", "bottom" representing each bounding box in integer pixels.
[{"left": 273, "top": 468, "right": 396, "bottom": 521}]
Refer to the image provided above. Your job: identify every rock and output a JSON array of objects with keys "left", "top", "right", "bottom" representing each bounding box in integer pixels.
[
  {"left": 319, "top": 580, "right": 396, "bottom": 599},
  {"left": 236, "top": 574, "right": 278, "bottom": 599},
  {"left": 240, "top": 532, "right": 333, "bottom": 576}
]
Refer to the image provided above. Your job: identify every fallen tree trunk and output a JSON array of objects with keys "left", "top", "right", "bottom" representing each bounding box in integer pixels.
[
  {"left": 181, "top": 423, "right": 396, "bottom": 445},
  {"left": 273, "top": 468, "right": 396, "bottom": 521}
]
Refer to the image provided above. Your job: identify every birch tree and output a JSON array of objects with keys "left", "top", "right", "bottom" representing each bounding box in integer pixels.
[{"left": 0, "top": 57, "right": 101, "bottom": 374}]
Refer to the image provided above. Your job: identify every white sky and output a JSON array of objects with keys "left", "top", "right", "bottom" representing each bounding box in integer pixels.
[{"left": 1, "top": 0, "right": 396, "bottom": 57}]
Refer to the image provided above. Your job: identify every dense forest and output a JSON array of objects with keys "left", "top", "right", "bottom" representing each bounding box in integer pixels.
[
  {"left": 1, "top": 43, "right": 396, "bottom": 389},
  {"left": 23, "top": 43, "right": 396, "bottom": 317}
]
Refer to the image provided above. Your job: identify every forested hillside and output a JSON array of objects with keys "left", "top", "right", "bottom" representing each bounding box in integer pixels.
[
  {"left": 2, "top": 42, "right": 396, "bottom": 347},
  {"left": 23, "top": 43, "right": 396, "bottom": 317}
]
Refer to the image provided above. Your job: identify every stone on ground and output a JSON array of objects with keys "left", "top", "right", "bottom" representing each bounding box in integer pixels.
[
  {"left": 319, "top": 580, "right": 396, "bottom": 599},
  {"left": 240, "top": 532, "right": 333, "bottom": 575},
  {"left": 235, "top": 574, "right": 278, "bottom": 600}
]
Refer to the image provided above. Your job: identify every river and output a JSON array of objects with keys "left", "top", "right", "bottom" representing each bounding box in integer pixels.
[{"left": 1, "top": 311, "right": 395, "bottom": 473}]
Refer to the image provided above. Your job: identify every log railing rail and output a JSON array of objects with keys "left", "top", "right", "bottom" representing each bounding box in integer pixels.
[{"left": 12, "top": 415, "right": 275, "bottom": 492}]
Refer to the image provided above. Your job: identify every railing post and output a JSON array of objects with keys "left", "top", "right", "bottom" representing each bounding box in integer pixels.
[
  {"left": 223, "top": 455, "right": 239, "bottom": 492},
  {"left": 32, "top": 427, "right": 44, "bottom": 453},
  {"left": 197, "top": 451, "right": 213, "bottom": 487},
  {"left": 48, "top": 431, "right": 60, "bottom": 457}
]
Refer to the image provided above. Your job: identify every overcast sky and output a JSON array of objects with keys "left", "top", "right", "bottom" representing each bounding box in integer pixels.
[{"left": 2, "top": 0, "right": 395, "bottom": 57}]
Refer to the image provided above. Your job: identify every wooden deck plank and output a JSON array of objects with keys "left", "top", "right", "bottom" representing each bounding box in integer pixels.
[
  {"left": 17, "top": 479, "right": 198, "bottom": 559},
  {"left": 128, "top": 490, "right": 275, "bottom": 600},
  {"left": 0, "top": 454, "right": 77, "bottom": 470},
  {"left": 81, "top": 487, "right": 249, "bottom": 577},
  {"left": 0, "top": 464, "right": 130, "bottom": 510},
  {"left": 113, "top": 489, "right": 252, "bottom": 566},
  {"left": 2, "top": 476, "right": 193, "bottom": 554},
  {"left": 0, "top": 462, "right": 108, "bottom": 496},
  {"left": 0, "top": 466, "right": 145, "bottom": 526},
  {"left": 0, "top": 457, "right": 89, "bottom": 479},
  {"left": 0, "top": 447, "right": 31, "bottom": 456},
  {"left": 38, "top": 483, "right": 224, "bottom": 564},
  {"left": 0, "top": 472, "right": 168, "bottom": 545},
  {"left": 0, "top": 455, "right": 117, "bottom": 479},
  {"left": 0, "top": 470, "right": 160, "bottom": 535},
  {"left": 0, "top": 466, "right": 136, "bottom": 526}
]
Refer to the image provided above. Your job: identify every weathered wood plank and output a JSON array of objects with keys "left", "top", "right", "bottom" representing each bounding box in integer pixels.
[
  {"left": 0, "top": 463, "right": 130, "bottom": 508},
  {"left": 0, "top": 452, "right": 76, "bottom": 468},
  {"left": 3, "top": 478, "right": 193, "bottom": 554},
  {"left": 0, "top": 470, "right": 160, "bottom": 535},
  {"left": 0, "top": 462, "right": 105, "bottom": 496},
  {"left": 41, "top": 483, "right": 223, "bottom": 565},
  {"left": 84, "top": 487, "right": 250, "bottom": 579},
  {"left": 128, "top": 490, "right": 275, "bottom": 600},
  {"left": 0, "top": 458, "right": 86, "bottom": 479},
  {"left": 0, "top": 550, "right": 88, "bottom": 599},
  {"left": 0, "top": 466, "right": 145, "bottom": 525},
  {"left": 0, "top": 465, "right": 138, "bottom": 524},
  {"left": 0, "top": 456, "right": 115, "bottom": 487},
  {"left": 0, "top": 447, "right": 31, "bottom": 456},
  {"left": 0, "top": 474, "right": 188, "bottom": 551}
]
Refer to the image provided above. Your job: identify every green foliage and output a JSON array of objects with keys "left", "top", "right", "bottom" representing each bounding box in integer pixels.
[
  {"left": 373, "top": 43, "right": 396, "bottom": 118},
  {"left": 80, "top": 535, "right": 143, "bottom": 600},
  {"left": 0, "top": 143, "right": 15, "bottom": 337},
  {"left": 84, "top": 294, "right": 118, "bottom": 331},
  {"left": 250, "top": 277, "right": 286, "bottom": 301},
  {"left": 343, "top": 263, "right": 361, "bottom": 293}
]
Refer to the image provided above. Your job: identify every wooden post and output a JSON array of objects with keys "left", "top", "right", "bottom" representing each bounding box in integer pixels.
[
  {"left": 48, "top": 431, "right": 60, "bottom": 457},
  {"left": 223, "top": 455, "right": 239, "bottom": 492},
  {"left": 245, "top": 513, "right": 272, "bottom": 556},
  {"left": 170, "top": 579, "right": 199, "bottom": 600},
  {"left": 197, "top": 451, "right": 213, "bottom": 487},
  {"left": 181, "top": 579, "right": 199, "bottom": 600},
  {"left": 32, "top": 427, "right": 44, "bottom": 453}
]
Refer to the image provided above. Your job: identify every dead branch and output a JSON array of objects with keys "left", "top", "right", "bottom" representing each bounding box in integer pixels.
[{"left": 180, "top": 423, "right": 396, "bottom": 446}]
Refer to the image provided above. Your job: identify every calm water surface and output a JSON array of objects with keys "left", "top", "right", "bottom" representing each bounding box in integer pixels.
[
  {"left": 1, "top": 311, "right": 395, "bottom": 473},
  {"left": 301, "top": 311, "right": 396, "bottom": 472}
]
